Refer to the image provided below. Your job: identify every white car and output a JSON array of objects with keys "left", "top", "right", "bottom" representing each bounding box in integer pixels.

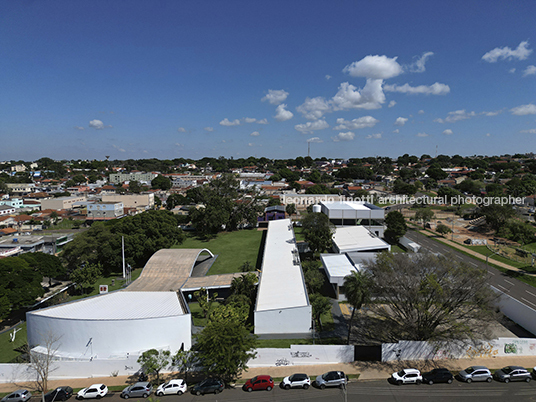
[
  {"left": 76, "top": 384, "right": 108, "bottom": 400},
  {"left": 156, "top": 379, "right": 187, "bottom": 396},
  {"left": 281, "top": 373, "right": 311, "bottom": 390},
  {"left": 391, "top": 368, "right": 422, "bottom": 385}
]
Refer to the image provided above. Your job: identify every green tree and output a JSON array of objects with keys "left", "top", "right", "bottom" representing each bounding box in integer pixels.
[
  {"left": 69, "top": 263, "right": 103, "bottom": 294},
  {"left": 343, "top": 270, "right": 372, "bottom": 344},
  {"left": 137, "top": 349, "right": 171, "bottom": 384},
  {"left": 425, "top": 164, "right": 448, "bottom": 181},
  {"left": 166, "top": 193, "right": 189, "bottom": 210},
  {"left": 302, "top": 213, "right": 335, "bottom": 254},
  {"left": 193, "top": 288, "right": 218, "bottom": 318},
  {"left": 436, "top": 223, "right": 452, "bottom": 237},
  {"left": 285, "top": 203, "right": 297, "bottom": 217},
  {"left": 302, "top": 260, "right": 324, "bottom": 294},
  {"left": 479, "top": 204, "right": 516, "bottom": 232},
  {"left": 20, "top": 252, "right": 65, "bottom": 286},
  {"left": 365, "top": 252, "right": 496, "bottom": 342},
  {"left": 129, "top": 180, "right": 142, "bottom": 194},
  {"left": 309, "top": 293, "right": 331, "bottom": 331},
  {"left": 414, "top": 208, "right": 435, "bottom": 229},
  {"left": 171, "top": 349, "right": 197, "bottom": 384},
  {"left": 151, "top": 175, "right": 172, "bottom": 190},
  {"left": 384, "top": 211, "right": 407, "bottom": 243},
  {"left": 229, "top": 272, "right": 257, "bottom": 305}
]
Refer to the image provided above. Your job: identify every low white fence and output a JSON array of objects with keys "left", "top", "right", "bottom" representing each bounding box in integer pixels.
[
  {"left": 248, "top": 345, "right": 354, "bottom": 367},
  {"left": 493, "top": 286, "right": 536, "bottom": 336}
]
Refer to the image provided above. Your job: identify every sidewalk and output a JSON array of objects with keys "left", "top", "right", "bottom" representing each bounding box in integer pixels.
[{"left": 2, "top": 356, "right": 536, "bottom": 393}]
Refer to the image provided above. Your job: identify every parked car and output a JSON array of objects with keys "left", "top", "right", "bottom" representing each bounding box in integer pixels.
[
  {"left": 422, "top": 368, "right": 454, "bottom": 385},
  {"left": 315, "top": 371, "right": 347, "bottom": 389},
  {"left": 281, "top": 373, "right": 311, "bottom": 390},
  {"left": 44, "top": 387, "right": 73, "bottom": 402},
  {"left": 391, "top": 368, "right": 422, "bottom": 385},
  {"left": 156, "top": 379, "right": 187, "bottom": 396},
  {"left": 1, "top": 390, "right": 32, "bottom": 402},
  {"left": 190, "top": 379, "right": 224, "bottom": 396},
  {"left": 457, "top": 366, "right": 492, "bottom": 383},
  {"left": 532, "top": 366, "right": 536, "bottom": 380},
  {"left": 493, "top": 366, "right": 531, "bottom": 383},
  {"left": 121, "top": 382, "right": 152, "bottom": 399},
  {"left": 76, "top": 384, "right": 108, "bottom": 400},
  {"left": 243, "top": 375, "right": 274, "bottom": 392}
]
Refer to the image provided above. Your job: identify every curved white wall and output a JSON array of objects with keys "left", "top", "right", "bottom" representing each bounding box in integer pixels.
[{"left": 26, "top": 313, "right": 191, "bottom": 359}]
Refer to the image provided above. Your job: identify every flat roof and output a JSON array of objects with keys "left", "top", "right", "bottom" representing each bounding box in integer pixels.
[
  {"left": 29, "top": 291, "right": 184, "bottom": 320},
  {"left": 323, "top": 201, "right": 370, "bottom": 211},
  {"left": 333, "top": 226, "right": 390, "bottom": 253},
  {"left": 320, "top": 254, "right": 360, "bottom": 282},
  {"left": 255, "top": 219, "right": 309, "bottom": 312}
]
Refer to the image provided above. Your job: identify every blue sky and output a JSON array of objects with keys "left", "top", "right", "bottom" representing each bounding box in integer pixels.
[{"left": 1, "top": 1, "right": 535, "bottom": 161}]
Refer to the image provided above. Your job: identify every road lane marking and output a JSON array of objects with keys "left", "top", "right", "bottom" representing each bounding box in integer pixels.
[
  {"left": 521, "top": 297, "right": 536, "bottom": 309},
  {"left": 505, "top": 280, "right": 515, "bottom": 286},
  {"left": 488, "top": 271, "right": 495, "bottom": 275},
  {"left": 497, "top": 284, "right": 509, "bottom": 292},
  {"left": 526, "top": 290, "right": 536, "bottom": 298},
  {"left": 470, "top": 262, "right": 478, "bottom": 267}
]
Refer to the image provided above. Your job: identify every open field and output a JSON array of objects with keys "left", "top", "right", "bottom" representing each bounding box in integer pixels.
[
  {"left": 173, "top": 229, "right": 264, "bottom": 275},
  {"left": 0, "top": 323, "right": 27, "bottom": 363}
]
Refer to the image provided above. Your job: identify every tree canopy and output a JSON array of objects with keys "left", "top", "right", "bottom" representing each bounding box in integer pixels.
[
  {"left": 302, "top": 212, "right": 335, "bottom": 254},
  {"left": 343, "top": 270, "right": 372, "bottom": 344},
  {"left": 384, "top": 211, "right": 407, "bottom": 243}
]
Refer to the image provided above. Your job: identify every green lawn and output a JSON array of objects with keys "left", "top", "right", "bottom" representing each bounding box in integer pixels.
[
  {"left": 173, "top": 230, "right": 264, "bottom": 275},
  {"left": 188, "top": 301, "right": 221, "bottom": 326},
  {"left": 70, "top": 268, "right": 143, "bottom": 301},
  {"left": 0, "top": 322, "right": 27, "bottom": 363},
  {"left": 294, "top": 226, "right": 305, "bottom": 242}
]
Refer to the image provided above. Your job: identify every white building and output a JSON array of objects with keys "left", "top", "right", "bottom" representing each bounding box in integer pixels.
[
  {"left": 332, "top": 226, "right": 391, "bottom": 254},
  {"left": 87, "top": 201, "right": 124, "bottom": 221},
  {"left": 320, "top": 200, "right": 386, "bottom": 237},
  {"left": 320, "top": 253, "right": 361, "bottom": 300},
  {"left": 254, "top": 219, "right": 312, "bottom": 336}
]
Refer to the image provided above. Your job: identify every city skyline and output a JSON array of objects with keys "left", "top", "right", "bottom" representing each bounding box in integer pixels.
[{"left": 1, "top": 1, "right": 535, "bottom": 161}]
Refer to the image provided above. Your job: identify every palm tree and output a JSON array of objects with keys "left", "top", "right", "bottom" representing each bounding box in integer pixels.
[{"left": 343, "top": 270, "right": 372, "bottom": 344}]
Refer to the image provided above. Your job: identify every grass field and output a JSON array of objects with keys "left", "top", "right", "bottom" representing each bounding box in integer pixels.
[
  {"left": 173, "top": 229, "right": 264, "bottom": 275},
  {"left": 0, "top": 322, "right": 27, "bottom": 363},
  {"left": 70, "top": 268, "right": 143, "bottom": 301},
  {"left": 189, "top": 301, "right": 222, "bottom": 327}
]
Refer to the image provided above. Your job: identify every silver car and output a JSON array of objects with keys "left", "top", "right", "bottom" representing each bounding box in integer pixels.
[
  {"left": 493, "top": 366, "right": 531, "bottom": 383},
  {"left": 315, "top": 371, "right": 347, "bottom": 389},
  {"left": 1, "top": 390, "right": 32, "bottom": 402},
  {"left": 121, "top": 382, "right": 152, "bottom": 399},
  {"left": 458, "top": 366, "right": 492, "bottom": 383}
]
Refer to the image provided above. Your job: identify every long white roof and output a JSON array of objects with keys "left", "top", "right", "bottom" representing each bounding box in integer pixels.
[
  {"left": 29, "top": 291, "right": 184, "bottom": 320},
  {"left": 255, "top": 219, "right": 309, "bottom": 312},
  {"left": 333, "top": 226, "right": 390, "bottom": 253},
  {"left": 321, "top": 254, "right": 360, "bottom": 281}
]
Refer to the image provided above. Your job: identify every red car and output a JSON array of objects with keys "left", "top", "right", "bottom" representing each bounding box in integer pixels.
[{"left": 243, "top": 375, "right": 274, "bottom": 392}]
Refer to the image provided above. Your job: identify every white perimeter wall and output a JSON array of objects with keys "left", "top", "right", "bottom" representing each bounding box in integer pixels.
[
  {"left": 248, "top": 345, "right": 354, "bottom": 367},
  {"left": 254, "top": 305, "right": 312, "bottom": 335},
  {"left": 493, "top": 286, "right": 536, "bottom": 336},
  {"left": 27, "top": 313, "right": 191, "bottom": 359}
]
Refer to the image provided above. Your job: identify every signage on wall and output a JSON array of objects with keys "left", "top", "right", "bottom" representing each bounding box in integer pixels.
[{"left": 99, "top": 285, "right": 108, "bottom": 294}]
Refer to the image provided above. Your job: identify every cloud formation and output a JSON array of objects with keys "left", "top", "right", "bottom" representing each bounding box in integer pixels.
[
  {"left": 334, "top": 116, "right": 379, "bottom": 130},
  {"left": 443, "top": 129, "right": 453, "bottom": 135},
  {"left": 416, "top": 132, "right": 429, "bottom": 137},
  {"left": 388, "top": 100, "right": 396, "bottom": 108},
  {"left": 89, "top": 119, "right": 105, "bottom": 129},
  {"left": 511, "top": 103, "right": 536, "bottom": 115},
  {"left": 250, "top": 131, "right": 260, "bottom": 136},
  {"left": 523, "top": 65, "right": 536, "bottom": 77},
  {"left": 343, "top": 55, "right": 403, "bottom": 79},
  {"left": 262, "top": 89, "right": 289, "bottom": 105},
  {"left": 204, "top": 127, "right": 214, "bottom": 132},
  {"left": 520, "top": 129, "right": 536, "bottom": 134},
  {"left": 177, "top": 127, "right": 187, "bottom": 132},
  {"left": 434, "top": 110, "right": 477, "bottom": 123},
  {"left": 407, "top": 52, "right": 434, "bottom": 73},
  {"left": 219, "top": 118, "right": 241, "bottom": 126},
  {"left": 394, "top": 117, "right": 408, "bottom": 126},
  {"left": 297, "top": 96, "right": 331, "bottom": 120},
  {"left": 366, "top": 133, "right": 382, "bottom": 139},
  {"left": 332, "top": 132, "right": 355, "bottom": 142},
  {"left": 482, "top": 41, "right": 532, "bottom": 62},
  {"left": 295, "top": 119, "right": 329, "bottom": 133},
  {"left": 307, "top": 137, "right": 323, "bottom": 143},
  {"left": 74, "top": 126, "right": 85, "bottom": 130},
  {"left": 384, "top": 82, "right": 450, "bottom": 95},
  {"left": 274, "top": 104, "right": 294, "bottom": 121},
  {"left": 331, "top": 80, "right": 385, "bottom": 110}
]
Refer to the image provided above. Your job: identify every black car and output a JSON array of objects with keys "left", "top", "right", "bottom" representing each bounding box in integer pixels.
[
  {"left": 422, "top": 368, "right": 453, "bottom": 385},
  {"left": 190, "top": 379, "right": 224, "bottom": 396},
  {"left": 45, "top": 387, "right": 74, "bottom": 402}
]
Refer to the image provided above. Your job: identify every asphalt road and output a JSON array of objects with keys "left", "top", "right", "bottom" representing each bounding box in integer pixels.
[
  {"left": 405, "top": 229, "right": 536, "bottom": 321},
  {"left": 99, "top": 380, "right": 536, "bottom": 402}
]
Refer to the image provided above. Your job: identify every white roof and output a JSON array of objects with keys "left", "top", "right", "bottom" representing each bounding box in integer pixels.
[
  {"left": 320, "top": 201, "right": 385, "bottom": 220},
  {"left": 321, "top": 254, "right": 360, "bottom": 284},
  {"left": 29, "top": 291, "right": 184, "bottom": 320},
  {"left": 255, "top": 219, "right": 309, "bottom": 312},
  {"left": 333, "top": 226, "right": 390, "bottom": 253}
]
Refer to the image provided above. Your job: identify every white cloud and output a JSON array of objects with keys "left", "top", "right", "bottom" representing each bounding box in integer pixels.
[
  {"left": 294, "top": 119, "right": 329, "bottom": 134},
  {"left": 443, "top": 129, "right": 453, "bottom": 135},
  {"left": 297, "top": 96, "right": 331, "bottom": 120},
  {"left": 416, "top": 132, "right": 429, "bottom": 137},
  {"left": 511, "top": 104, "right": 536, "bottom": 115},
  {"left": 89, "top": 119, "right": 104, "bottom": 129},
  {"left": 510, "top": 68, "right": 516, "bottom": 74},
  {"left": 274, "top": 104, "right": 294, "bottom": 121},
  {"left": 257, "top": 118, "right": 269, "bottom": 124},
  {"left": 482, "top": 41, "right": 532, "bottom": 62},
  {"left": 74, "top": 126, "right": 85, "bottom": 130},
  {"left": 483, "top": 110, "right": 501, "bottom": 116},
  {"left": 244, "top": 117, "right": 257, "bottom": 123},
  {"left": 175, "top": 143, "right": 183, "bottom": 147},
  {"left": 394, "top": 117, "right": 408, "bottom": 126},
  {"left": 250, "top": 131, "right": 260, "bottom": 136},
  {"left": 332, "top": 132, "right": 355, "bottom": 142},
  {"left": 343, "top": 55, "right": 403, "bottom": 79},
  {"left": 112, "top": 144, "right": 125, "bottom": 152},
  {"left": 435, "top": 110, "right": 477, "bottom": 123},
  {"left": 521, "top": 129, "right": 536, "bottom": 134},
  {"left": 334, "top": 116, "right": 379, "bottom": 130},
  {"left": 418, "top": 110, "right": 425, "bottom": 114},
  {"left": 248, "top": 143, "right": 254, "bottom": 147},
  {"left": 307, "top": 137, "right": 323, "bottom": 143},
  {"left": 365, "top": 133, "right": 382, "bottom": 139},
  {"left": 486, "top": 133, "right": 491, "bottom": 137},
  {"left": 388, "top": 100, "right": 397, "bottom": 108},
  {"left": 523, "top": 65, "right": 536, "bottom": 76},
  {"left": 407, "top": 52, "right": 434, "bottom": 73},
  {"left": 325, "top": 75, "right": 332, "bottom": 80},
  {"left": 393, "top": 129, "right": 400, "bottom": 134},
  {"left": 219, "top": 118, "right": 241, "bottom": 126},
  {"left": 204, "top": 127, "right": 214, "bottom": 132},
  {"left": 332, "top": 80, "right": 385, "bottom": 110},
  {"left": 177, "top": 127, "right": 187, "bottom": 132},
  {"left": 384, "top": 82, "right": 450, "bottom": 95},
  {"left": 262, "top": 89, "right": 289, "bottom": 105}
]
